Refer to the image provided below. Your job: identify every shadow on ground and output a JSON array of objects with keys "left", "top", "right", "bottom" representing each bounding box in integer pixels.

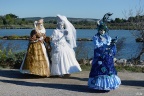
[
  {"left": 121, "top": 80, "right": 144, "bottom": 87},
  {"left": 0, "top": 69, "right": 43, "bottom": 79},
  {"left": 0, "top": 69, "right": 88, "bottom": 81},
  {"left": 0, "top": 69, "right": 143, "bottom": 93},
  {"left": 0, "top": 69, "right": 111, "bottom": 93},
  {"left": 0, "top": 78, "right": 109, "bottom": 93}
]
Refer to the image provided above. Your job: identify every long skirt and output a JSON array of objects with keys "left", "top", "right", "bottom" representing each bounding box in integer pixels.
[
  {"left": 51, "top": 42, "right": 82, "bottom": 76},
  {"left": 88, "top": 54, "right": 121, "bottom": 90},
  {"left": 20, "top": 42, "right": 50, "bottom": 77}
]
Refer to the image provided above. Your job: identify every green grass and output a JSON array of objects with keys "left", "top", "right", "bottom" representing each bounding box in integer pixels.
[
  {"left": 80, "top": 64, "right": 91, "bottom": 71},
  {"left": 115, "top": 65, "right": 144, "bottom": 73},
  {"left": 80, "top": 64, "right": 144, "bottom": 73}
]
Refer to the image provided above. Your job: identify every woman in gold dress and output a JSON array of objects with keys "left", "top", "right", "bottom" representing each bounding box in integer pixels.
[{"left": 20, "top": 19, "right": 50, "bottom": 77}]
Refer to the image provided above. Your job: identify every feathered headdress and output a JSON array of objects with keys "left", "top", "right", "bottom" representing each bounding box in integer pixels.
[{"left": 97, "top": 12, "right": 113, "bottom": 32}]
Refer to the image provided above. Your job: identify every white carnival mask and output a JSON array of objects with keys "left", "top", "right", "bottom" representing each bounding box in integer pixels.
[
  {"left": 34, "top": 19, "right": 44, "bottom": 30},
  {"left": 99, "top": 29, "right": 105, "bottom": 35},
  {"left": 57, "top": 21, "right": 64, "bottom": 29}
]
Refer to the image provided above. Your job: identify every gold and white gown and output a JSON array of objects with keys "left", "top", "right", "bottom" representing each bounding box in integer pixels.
[{"left": 20, "top": 29, "right": 50, "bottom": 77}]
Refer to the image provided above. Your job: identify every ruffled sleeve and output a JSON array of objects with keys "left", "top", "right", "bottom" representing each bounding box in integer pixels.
[
  {"left": 106, "top": 35, "right": 112, "bottom": 45},
  {"left": 51, "top": 30, "right": 58, "bottom": 44},
  {"left": 93, "top": 35, "right": 103, "bottom": 49}
]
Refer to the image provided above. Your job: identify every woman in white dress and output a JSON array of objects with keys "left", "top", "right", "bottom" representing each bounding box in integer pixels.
[
  {"left": 20, "top": 19, "right": 50, "bottom": 77},
  {"left": 50, "top": 14, "right": 82, "bottom": 76}
]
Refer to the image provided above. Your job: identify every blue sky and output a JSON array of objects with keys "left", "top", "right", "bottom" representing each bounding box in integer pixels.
[{"left": 0, "top": 0, "right": 144, "bottom": 19}]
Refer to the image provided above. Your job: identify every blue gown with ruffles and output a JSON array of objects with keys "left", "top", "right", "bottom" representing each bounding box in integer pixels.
[{"left": 88, "top": 33, "right": 121, "bottom": 90}]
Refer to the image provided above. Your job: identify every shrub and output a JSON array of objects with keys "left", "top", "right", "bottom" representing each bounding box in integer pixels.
[
  {"left": 14, "top": 51, "right": 26, "bottom": 69},
  {"left": 0, "top": 49, "right": 26, "bottom": 69}
]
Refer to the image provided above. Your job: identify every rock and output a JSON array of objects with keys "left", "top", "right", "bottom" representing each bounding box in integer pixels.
[
  {"left": 136, "top": 37, "right": 143, "bottom": 42},
  {"left": 89, "top": 60, "right": 93, "bottom": 65},
  {"left": 114, "top": 58, "right": 117, "bottom": 63},
  {"left": 140, "top": 60, "right": 144, "bottom": 65},
  {"left": 135, "top": 65, "right": 144, "bottom": 67},
  {"left": 79, "top": 59, "right": 89, "bottom": 65},
  {"left": 116, "top": 58, "right": 127, "bottom": 65}
]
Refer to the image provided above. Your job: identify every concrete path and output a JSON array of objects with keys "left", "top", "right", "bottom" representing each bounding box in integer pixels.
[{"left": 0, "top": 69, "right": 144, "bottom": 96}]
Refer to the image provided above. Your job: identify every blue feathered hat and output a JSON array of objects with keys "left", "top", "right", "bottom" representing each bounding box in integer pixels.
[{"left": 97, "top": 12, "right": 113, "bottom": 32}]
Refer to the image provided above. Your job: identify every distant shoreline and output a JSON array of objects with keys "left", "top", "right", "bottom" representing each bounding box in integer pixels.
[
  {"left": 0, "top": 36, "right": 93, "bottom": 41},
  {"left": 0, "top": 24, "right": 134, "bottom": 30}
]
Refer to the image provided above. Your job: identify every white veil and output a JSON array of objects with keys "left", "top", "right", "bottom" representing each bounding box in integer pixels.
[{"left": 57, "top": 14, "right": 77, "bottom": 48}]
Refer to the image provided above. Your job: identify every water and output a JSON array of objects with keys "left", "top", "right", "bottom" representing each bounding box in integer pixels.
[{"left": 0, "top": 29, "right": 142, "bottom": 59}]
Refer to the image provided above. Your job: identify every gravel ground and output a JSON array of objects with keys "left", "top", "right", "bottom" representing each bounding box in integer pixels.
[{"left": 0, "top": 69, "right": 144, "bottom": 96}]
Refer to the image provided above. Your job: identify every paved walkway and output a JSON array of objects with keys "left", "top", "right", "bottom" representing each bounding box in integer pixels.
[{"left": 0, "top": 69, "right": 144, "bottom": 96}]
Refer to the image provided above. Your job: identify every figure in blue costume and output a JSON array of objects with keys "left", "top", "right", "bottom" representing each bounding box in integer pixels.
[{"left": 88, "top": 13, "right": 121, "bottom": 92}]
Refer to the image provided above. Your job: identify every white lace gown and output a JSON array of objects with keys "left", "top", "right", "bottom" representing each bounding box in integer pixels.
[{"left": 50, "top": 29, "right": 82, "bottom": 75}]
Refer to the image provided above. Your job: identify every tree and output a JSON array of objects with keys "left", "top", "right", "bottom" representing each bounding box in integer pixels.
[
  {"left": 115, "top": 18, "right": 123, "bottom": 23},
  {"left": 4, "top": 13, "right": 18, "bottom": 25},
  {"left": 0, "top": 16, "right": 3, "bottom": 25},
  {"left": 123, "top": 1, "right": 144, "bottom": 62},
  {"left": 5, "top": 13, "right": 18, "bottom": 19}
]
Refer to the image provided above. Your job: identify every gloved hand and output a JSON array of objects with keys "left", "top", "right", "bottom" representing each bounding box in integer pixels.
[
  {"left": 39, "top": 36, "right": 43, "bottom": 40},
  {"left": 111, "top": 36, "right": 118, "bottom": 45}
]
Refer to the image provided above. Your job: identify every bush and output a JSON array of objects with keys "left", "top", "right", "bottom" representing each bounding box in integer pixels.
[
  {"left": 14, "top": 51, "right": 26, "bottom": 69},
  {"left": 0, "top": 47, "right": 26, "bottom": 69},
  {"left": 0, "top": 49, "right": 7, "bottom": 67},
  {"left": 8, "top": 35, "right": 19, "bottom": 39}
]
